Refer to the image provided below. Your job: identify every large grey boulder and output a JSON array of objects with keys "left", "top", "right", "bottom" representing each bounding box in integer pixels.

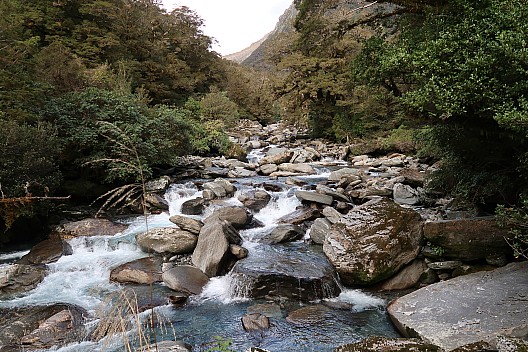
[
  {"left": 110, "top": 257, "right": 163, "bottom": 285},
  {"left": 262, "top": 224, "right": 304, "bottom": 244},
  {"left": 169, "top": 215, "right": 203, "bottom": 235},
  {"left": 202, "top": 178, "right": 237, "bottom": 200},
  {"left": 278, "top": 163, "right": 316, "bottom": 174},
  {"left": 205, "top": 206, "right": 251, "bottom": 230},
  {"left": 238, "top": 190, "right": 271, "bottom": 211},
  {"left": 192, "top": 219, "right": 241, "bottom": 277},
  {"left": 180, "top": 197, "right": 205, "bottom": 215},
  {"left": 277, "top": 207, "right": 320, "bottom": 225},
  {"left": 136, "top": 228, "right": 197, "bottom": 255},
  {"left": 227, "top": 167, "right": 258, "bottom": 178},
  {"left": 259, "top": 164, "right": 278, "bottom": 176},
  {"left": 259, "top": 150, "right": 293, "bottom": 165},
  {"left": 308, "top": 218, "right": 332, "bottom": 245},
  {"left": 423, "top": 217, "right": 512, "bottom": 261},
  {"left": 378, "top": 259, "right": 428, "bottom": 291},
  {"left": 295, "top": 190, "right": 333, "bottom": 206},
  {"left": 323, "top": 198, "right": 423, "bottom": 285},
  {"left": 290, "top": 148, "right": 320, "bottom": 164},
  {"left": 162, "top": 265, "right": 209, "bottom": 295},
  {"left": 0, "top": 264, "right": 47, "bottom": 300},
  {"left": 393, "top": 183, "right": 421, "bottom": 205},
  {"left": 388, "top": 261, "right": 528, "bottom": 351},
  {"left": 328, "top": 168, "right": 362, "bottom": 182},
  {"left": 18, "top": 236, "right": 72, "bottom": 265},
  {"left": 56, "top": 218, "right": 128, "bottom": 238}
]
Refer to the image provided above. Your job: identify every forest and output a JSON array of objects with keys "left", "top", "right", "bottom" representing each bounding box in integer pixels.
[{"left": 1, "top": 0, "right": 528, "bottom": 252}]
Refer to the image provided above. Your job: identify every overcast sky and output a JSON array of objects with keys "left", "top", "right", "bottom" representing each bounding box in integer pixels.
[{"left": 161, "top": 0, "right": 293, "bottom": 56}]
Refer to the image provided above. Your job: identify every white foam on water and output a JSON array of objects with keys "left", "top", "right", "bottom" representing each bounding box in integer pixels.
[
  {"left": 332, "top": 289, "right": 385, "bottom": 312},
  {"left": 197, "top": 274, "right": 251, "bottom": 304},
  {"left": 0, "top": 250, "right": 30, "bottom": 262}
]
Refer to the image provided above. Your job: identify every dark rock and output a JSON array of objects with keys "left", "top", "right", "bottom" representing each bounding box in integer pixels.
[
  {"left": 379, "top": 260, "right": 428, "bottom": 291},
  {"left": 162, "top": 265, "right": 209, "bottom": 295},
  {"left": 423, "top": 217, "right": 512, "bottom": 261},
  {"left": 242, "top": 313, "right": 270, "bottom": 331},
  {"left": 277, "top": 207, "right": 320, "bottom": 225},
  {"left": 262, "top": 183, "right": 284, "bottom": 192},
  {"left": 334, "top": 336, "right": 443, "bottom": 352},
  {"left": 427, "top": 260, "right": 463, "bottom": 270},
  {"left": 169, "top": 215, "right": 203, "bottom": 235},
  {"left": 18, "top": 236, "right": 72, "bottom": 265},
  {"left": 295, "top": 190, "right": 333, "bottom": 206},
  {"left": 323, "top": 198, "right": 423, "bottom": 286},
  {"left": 0, "top": 264, "right": 47, "bottom": 300},
  {"left": 451, "top": 341, "right": 496, "bottom": 352},
  {"left": 110, "top": 257, "right": 163, "bottom": 285},
  {"left": 238, "top": 190, "right": 272, "bottom": 211},
  {"left": 388, "top": 261, "right": 528, "bottom": 351},
  {"left": 206, "top": 206, "right": 251, "bottom": 230},
  {"left": 57, "top": 218, "right": 128, "bottom": 238},
  {"left": 168, "top": 294, "right": 188, "bottom": 306},
  {"left": 263, "top": 224, "right": 304, "bottom": 244},
  {"left": 180, "top": 197, "right": 205, "bottom": 215},
  {"left": 136, "top": 228, "right": 197, "bottom": 255}
]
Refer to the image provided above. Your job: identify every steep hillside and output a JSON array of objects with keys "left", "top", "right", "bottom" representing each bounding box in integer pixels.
[{"left": 224, "top": 34, "right": 269, "bottom": 63}]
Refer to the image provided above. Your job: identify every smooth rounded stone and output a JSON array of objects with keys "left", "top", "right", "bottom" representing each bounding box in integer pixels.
[
  {"left": 328, "top": 168, "right": 362, "bottom": 182},
  {"left": 110, "top": 257, "right": 163, "bottom": 285},
  {"left": 423, "top": 217, "right": 512, "bottom": 261},
  {"left": 379, "top": 260, "right": 428, "bottom": 291},
  {"left": 286, "top": 305, "right": 331, "bottom": 324},
  {"left": 144, "top": 176, "right": 171, "bottom": 192},
  {"left": 202, "top": 178, "right": 237, "bottom": 199},
  {"left": 139, "top": 340, "right": 192, "bottom": 352},
  {"left": 323, "top": 198, "right": 423, "bottom": 286},
  {"left": 192, "top": 219, "right": 240, "bottom": 277},
  {"left": 0, "top": 264, "right": 47, "bottom": 300},
  {"left": 259, "top": 163, "right": 278, "bottom": 175},
  {"left": 162, "top": 265, "right": 209, "bottom": 295},
  {"left": 295, "top": 190, "right": 333, "bottom": 206},
  {"left": 18, "top": 236, "right": 72, "bottom": 265},
  {"left": 246, "top": 303, "right": 282, "bottom": 318},
  {"left": 180, "top": 197, "right": 205, "bottom": 215},
  {"left": 427, "top": 260, "right": 463, "bottom": 270},
  {"left": 393, "top": 183, "right": 421, "bottom": 205},
  {"left": 259, "top": 150, "right": 293, "bottom": 165},
  {"left": 242, "top": 313, "right": 270, "bottom": 331},
  {"left": 278, "top": 163, "right": 316, "bottom": 174},
  {"left": 0, "top": 304, "right": 86, "bottom": 350},
  {"left": 169, "top": 215, "right": 203, "bottom": 235},
  {"left": 263, "top": 224, "right": 304, "bottom": 244},
  {"left": 322, "top": 206, "right": 343, "bottom": 224},
  {"left": 278, "top": 207, "right": 321, "bottom": 225},
  {"left": 230, "top": 244, "right": 249, "bottom": 259},
  {"left": 230, "top": 248, "right": 340, "bottom": 302},
  {"left": 238, "top": 190, "right": 271, "bottom": 211},
  {"left": 136, "top": 228, "right": 197, "bottom": 255},
  {"left": 388, "top": 261, "right": 528, "bottom": 351},
  {"left": 145, "top": 192, "right": 169, "bottom": 210},
  {"left": 205, "top": 206, "right": 251, "bottom": 230},
  {"left": 56, "top": 218, "right": 128, "bottom": 238},
  {"left": 228, "top": 167, "right": 258, "bottom": 178},
  {"left": 334, "top": 336, "right": 443, "bottom": 352},
  {"left": 309, "top": 218, "right": 332, "bottom": 245}
]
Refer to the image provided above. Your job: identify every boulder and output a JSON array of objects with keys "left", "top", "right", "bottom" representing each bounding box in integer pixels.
[
  {"left": 259, "top": 164, "right": 278, "bottom": 176},
  {"left": 145, "top": 193, "right": 169, "bottom": 210},
  {"left": 205, "top": 206, "right": 251, "bottom": 230},
  {"left": 315, "top": 185, "right": 351, "bottom": 203},
  {"left": 328, "top": 168, "right": 362, "bottom": 182},
  {"left": 227, "top": 167, "right": 258, "bottom": 178},
  {"left": 278, "top": 163, "right": 316, "bottom": 174},
  {"left": 192, "top": 219, "right": 240, "bottom": 277},
  {"left": 202, "top": 178, "right": 237, "bottom": 199},
  {"left": 162, "top": 265, "right": 209, "bottom": 295},
  {"left": 238, "top": 190, "right": 271, "bottom": 211},
  {"left": 0, "top": 264, "right": 47, "bottom": 300},
  {"left": 169, "top": 215, "right": 203, "bottom": 235},
  {"left": 323, "top": 198, "right": 423, "bottom": 285},
  {"left": 321, "top": 206, "right": 343, "bottom": 224},
  {"left": 139, "top": 340, "right": 192, "bottom": 352},
  {"left": 286, "top": 305, "right": 331, "bottom": 324},
  {"left": 290, "top": 148, "right": 320, "bottom": 164},
  {"left": 57, "top": 218, "right": 128, "bottom": 238},
  {"left": 18, "top": 236, "right": 72, "bottom": 265},
  {"left": 110, "top": 257, "right": 163, "bottom": 285},
  {"left": 423, "top": 217, "right": 512, "bottom": 261},
  {"left": 180, "top": 197, "right": 205, "bottom": 215},
  {"left": 203, "top": 166, "right": 229, "bottom": 178},
  {"left": 241, "top": 313, "right": 270, "bottom": 331},
  {"left": 295, "top": 190, "right": 333, "bottom": 206},
  {"left": 230, "top": 248, "right": 340, "bottom": 302},
  {"left": 136, "top": 228, "right": 197, "bottom": 255},
  {"left": 277, "top": 207, "right": 320, "bottom": 225},
  {"left": 388, "top": 261, "right": 528, "bottom": 351},
  {"left": 263, "top": 224, "right": 304, "bottom": 244},
  {"left": 229, "top": 244, "right": 249, "bottom": 259},
  {"left": 393, "top": 183, "right": 421, "bottom": 205},
  {"left": 0, "top": 304, "right": 86, "bottom": 350},
  {"left": 334, "top": 336, "right": 443, "bottom": 352},
  {"left": 309, "top": 218, "right": 332, "bottom": 245},
  {"left": 246, "top": 303, "right": 282, "bottom": 318},
  {"left": 259, "top": 150, "right": 293, "bottom": 165},
  {"left": 144, "top": 176, "right": 171, "bottom": 192},
  {"left": 378, "top": 260, "right": 428, "bottom": 291}
]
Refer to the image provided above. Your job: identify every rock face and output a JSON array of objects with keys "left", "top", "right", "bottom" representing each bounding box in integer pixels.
[
  {"left": 387, "top": 261, "right": 528, "bottom": 351},
  {"left": 0, "top": 264, "right": 47, "bottom": 300},
  {"left": 323, "top": 198, "right": 423, "bottom": 285},
  {"left": 136, "top": 228, "right": 197, "bottom": 255},
  {"left": 230, "top": 248, "right": 340, "bottom": 302},
  {"left": 19, "top": 237, "right": 72, "bottom": 265},
  {"left": 57, "top": 218, "right": 128, "bottom": 238},
  {"left": 423, "top": 217, "right": 512, "bottom": 261},
  {"left": 110, "top": 257, "right": 163, "bottom": 285},
  {"left": 162, "top": 265, "right": 209, "bottom": 295}
]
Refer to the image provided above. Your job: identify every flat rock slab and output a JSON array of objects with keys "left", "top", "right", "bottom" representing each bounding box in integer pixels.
[{"left": 387, "top": 261, "right": 528, "bottom": 351}]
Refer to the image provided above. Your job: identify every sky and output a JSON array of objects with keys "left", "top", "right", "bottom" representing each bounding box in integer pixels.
[{"left": 161, "top": 0, "right": 293, "bottom": 56}]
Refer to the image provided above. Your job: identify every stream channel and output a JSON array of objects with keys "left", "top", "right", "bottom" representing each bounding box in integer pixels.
[{"left": 0, "top": 150, "right": 401, "bottom": 351}]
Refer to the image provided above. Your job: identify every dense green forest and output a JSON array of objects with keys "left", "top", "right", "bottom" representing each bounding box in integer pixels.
[{"left": 1, "top": 0, "right": 528, "bottom": 250}]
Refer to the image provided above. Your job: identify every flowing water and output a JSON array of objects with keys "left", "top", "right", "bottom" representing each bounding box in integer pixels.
[{"left": 0, "top": 164, "right": 401, "bottom": 351}]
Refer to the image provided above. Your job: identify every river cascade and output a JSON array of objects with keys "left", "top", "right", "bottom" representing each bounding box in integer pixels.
[{"left": 1, "top": 120, "right": 523, "bottom": 352}]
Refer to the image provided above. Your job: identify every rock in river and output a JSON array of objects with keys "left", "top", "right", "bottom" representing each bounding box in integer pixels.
[
  {"left": 387, "top": 261, "right": 528, "bottom": 351},
  {"left": 136, "top": 228, "right": 197, "bottom": 255}
]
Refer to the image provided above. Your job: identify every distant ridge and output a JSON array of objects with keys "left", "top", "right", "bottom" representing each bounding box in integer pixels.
[{"left": 224, "top": 33, "right": 270, "bottom": 63}]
